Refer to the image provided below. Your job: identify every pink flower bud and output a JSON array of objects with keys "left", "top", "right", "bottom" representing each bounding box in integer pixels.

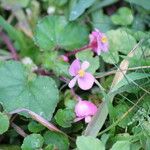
[
  {"left": 60, "top": 55, "right": 69, "bottom": 62},
  {"left": 74, "top": 100, "right": 97, "bottom": 123}
]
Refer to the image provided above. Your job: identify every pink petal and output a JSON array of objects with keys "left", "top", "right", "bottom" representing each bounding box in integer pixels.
[
  {"left": 85, "top": 116, "right": 92, "bottom": 123},
  {"left": 77, "top": 73, "right": 95, "bottom": 90},
  {"left": 81, "top": 61, "right": 90, "bottom": 70},
  {"left": 74, "top": 117, "right": 84, "bottom": 122},
  {"left": 69, "top": 59, "right": 81, "bottom": 76},
  {"left": 68, "top": 76, "right": 77, "bottom": 88}
]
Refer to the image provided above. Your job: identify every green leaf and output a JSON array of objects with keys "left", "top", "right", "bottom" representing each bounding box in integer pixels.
[
  {"left": 0, "top": 112, "right": 9, "bottom": 134},
  {"left": 21, "top": 134, "right": 44, "bottom": 150},
  {"left": 111, "top": 140, "right": 130, "bottom": 150},
  {"left": 114, "top": 103, "right": 132, "bottom": 128},
  {"left": 28, "top": 121, "right": 45, "bottom": 133},
  {"left": 76, "top": 136, "right": 105, "bottom": 150},
  {"left": 111, "top": 7, "right": 133, "bottom": 26},
  {"left": 1, "top": 0, "right": 30, "bottom": 9},
  {"left": 0, "top": 61, "right": 59, "bottom": 120},
  {"left": 0, "top": 16, "right": 28, "bottom": 51},
  {"left": 125, "top": 0, "right": 150, "bottom": 10},
  {"left": 91, "top": 10, "right": 113, "bottom": 32},
  {"left": 34, "top": 15, "right": 88, "bottom": 51},
  {"left": 111, "top": 72, "right": 150, "bottom": 93},
  {"left": 54, "top": 109, "right": 75, "bottom": 128},
  {"left": 42, "top": 51, "right": 69, "bottom": 77},
  {"left": 101, "top": 29, "right": 136, "bottom": 64},
  {"left": 44, "top": 144, "right": 55, "bottom": 150},
  {"left": 44, "top": 131, "right": 69, "bottom": 150},
  {"left": 76, "top": 50, "right": 100, "bottom": 74},
  {"left": 69, "top": 0, "right": 96, "bottom": 21}
]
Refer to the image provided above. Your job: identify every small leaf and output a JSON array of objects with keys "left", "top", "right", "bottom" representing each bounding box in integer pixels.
[
  {"left": 0, "top": 112, "right": 9, "bottom": 134},
  {"left": 34, "top": 15, "right": 88, "bottom": 51},
  {"left": 111, "top": 7, "right": 133, "bottom": 25},
  {"left": 44, "top": 131, "right": 69, "bottom": 150},
  {"left": 125, "top": 0, "right": 150, "bottom": 10},
  {"left": 111, "top": 140, "right": 130, "bottom": 150},
  {"left": 21, "top": 134, "right": 44, "bottom": 150},
  {"left": 76, "top": 50, "right": 100, "bottom": 74},
  {"left": 0, "top": 61, "right": 59, "bottom": 120},
  {"left": 54, "top": 109, "right": 75, "bottom": 128},
  {"left": 69, "top": 0, "right": 96, "bottom": 21},
  {"left": 28, "top": 121, "right": 45, "bottom": 133},
  {"left": 76, "top": 136, "right": 105, "bottom": 150}
]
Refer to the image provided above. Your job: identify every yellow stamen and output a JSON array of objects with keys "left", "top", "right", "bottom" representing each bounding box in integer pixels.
[
  {"left": 101, "top": 36, "right": 107, "bottom": 43},
  {"left": 78, "top": 69, "right": 85, "bottom": 77}
]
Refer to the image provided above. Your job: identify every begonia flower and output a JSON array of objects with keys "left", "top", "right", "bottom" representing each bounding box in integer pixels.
[
  {"left": 74, "top": 100, "right": 97, "bottom": 123},
  {"left": 68, "top": 59, "right": 95, "bottom": 90},
  {"left": 89, "top": 28, "right": 109, "bottom": 55}
]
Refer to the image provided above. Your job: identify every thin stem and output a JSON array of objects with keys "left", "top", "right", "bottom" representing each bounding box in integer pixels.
[
  {"left": 9, "top": 108, "right": 63, "bottom": 134},
  {"left": 96, "top": 66, "right": 150, "bottom": 78},
  {"left": 65, "top": 45, "right": 91, "bottom": 57},
  {"left": 0, "top": 31, "right": 19, "bottom": 60},
  {"left": 11, "top": 123, "right": 28, "bottom": 138}
]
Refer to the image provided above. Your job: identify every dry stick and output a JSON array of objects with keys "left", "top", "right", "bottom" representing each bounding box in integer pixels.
[
  {"left": 0, "top": 31, "right": 19, "bottom": 60},
  {"left": 11, "top": 123, "right": 28, "bottom": 138},
  {"left": 9, "top": 108, "right": 63, "bottom": 134},
  {"left": 96, "top": 66, "right": 150, "bottom": 78}
]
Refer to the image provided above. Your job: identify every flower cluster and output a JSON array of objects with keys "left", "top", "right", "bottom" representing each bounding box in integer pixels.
[{"left": 66, "top": 29, "right": 108, "bottom": 123}]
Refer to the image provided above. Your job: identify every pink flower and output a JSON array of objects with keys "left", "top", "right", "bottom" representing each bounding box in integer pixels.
[
  {"left": 74, "top": 100, "right": 97, "bottom": 123},
  {"left": 89, "top": 28, "right": 109, "bottom": 55},
  {"left": 68, "top": 59, "right": 95, "bottom": 90}
]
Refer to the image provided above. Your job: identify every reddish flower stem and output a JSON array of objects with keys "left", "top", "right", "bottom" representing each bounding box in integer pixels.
[
  {"left": 65, "top": 45, "right": 91, "bottom": 57},
  {"left": 0, "top": 31, "right": 19, "bottom": 60}
]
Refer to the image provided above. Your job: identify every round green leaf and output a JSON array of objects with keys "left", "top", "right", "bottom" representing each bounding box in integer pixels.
[
  {"left": 34, "top": 15, "right": 88, "bottom": 51},
  {"left": 111, "top": 7, "right": 133, "bottom": 26},
  {"left": 21, "top": 134, "right": 44, "bottom": 150},
  {"left": 0, "top": 112, "right": 9, "bottom": 134},
  {"left": 44, "top": 131, "right": 69, "bottom": 150},
  {"left": 0, "top": 61, "right": 59, "bottom": 120},
  {"left": 54, "top": 109, "right": 75, "bottom": 128},
  {"left": 76, "top": 136, "right": 105, "bottom": 150},
  {"left": 111, "top": 140, "right": 130, "bottom": 150},
  {"left": 28, "top": 121, "right": 45, "bottom": 133}
]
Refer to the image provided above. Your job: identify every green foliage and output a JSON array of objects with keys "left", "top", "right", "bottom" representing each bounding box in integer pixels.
[
  {"left": 125, "top": 0, "right": 150, "bottom": 10},
  {"left": 0, "top": 0, "right": 30, "bottom": 9},
  {"left": 69, "top": 0, "right": 96, "bottom": 21},
  {"left": 34, "top": 15, "right": 89, "bottom": 51},
  {"left": 76, "top": 50, "right": 100, "bottom": 74},
  {"left": 42, "top": 51, "right": 69, "bottom": 76},
  {"left": 28, "top": 121, "right": 45, "bottom": 133},
  {"left": 21, "top": 134, "right": 44, "bottom": 150},
  {"left": 0, "top": 61, "right": 59, "bottom": 120},
  {"left": 54, "top": 108, "right": 75, "bottom": 128},
  {"left": 44, "top": 131, "right": 69, "bottom": 150},
  {"left": 0, "top": 112, "right": 9, "bottom": 134},
  {"left": 76, "top": 136, "right": 105, "bottom": 150},
  {"left": 101, "top": 29, "right": 136, "bottom": 64},
  {"left": 111, "top": 140, "right": 131, "bottom": 150},
  {"left": 111, "top": 7, "right": 133, "bottom": 26}
]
